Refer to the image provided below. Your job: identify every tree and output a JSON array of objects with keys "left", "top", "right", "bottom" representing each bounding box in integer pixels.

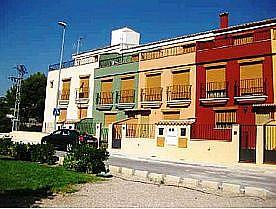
[{"left": 0, "top": 72, "right": 47, "bottom": 132}]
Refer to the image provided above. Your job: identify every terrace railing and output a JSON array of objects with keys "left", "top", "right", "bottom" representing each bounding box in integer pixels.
[
  {"left": 126, "top": 124, "right": 156, "bottom": 139},
  {"left": 116, "top": 89, "right": 135, "bottom": 103},
  {"left": 234, "top": 78, "right": 266, "bottom": 97},
  {"left": 75, "top": 87, "right": 89, "bottom": 100},
  {"left": 49, "top": 60, "right": 75, "bottom": 71},
  {"left": 99, "top": 55, "right": 138, "bottom": 68},
  {"left": 167, "top": 85, "right": 191, "bottom": 101},
  {"left": 96, "top": 92, "right": 114, "bottom": 105},
  {"left": 141, "top": 87, "right": 163, "bottom": 102},
  {"left": 200, "top": 81, "right": 228, "bottom": 99}
]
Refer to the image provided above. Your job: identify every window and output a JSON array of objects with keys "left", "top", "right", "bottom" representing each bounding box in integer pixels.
[
  {"left": 205, "top": 66, "right": 226, "bottom": 98},
  {"left": 104, "top": 113, "right": 117, "bottom": 127},
  {"left": 61, "top": 79, "right": 71, "bottom": 100},
  {"left": 59, "top": 109, "right": 67, "bottom": 122},
  {"left": 50, "top": 81, "right": 54, "bottom": 88},
  {"left": 78, "top": 107, "right": 87, "bottom": 120},
  {"left": 79, "top": 76, "right": 90, "bottom": 98},
  {"left": 180, "top": 128, "right": 186, "bottom": 136},
  {"left": 163, "top": 112, "right": 180, "bottom": 120},
  {"left": 215, "top": 111, "right": 236, "bottom": 129},
  {"left": 158, "top": 128, "right": 164, "bottom": 136}
]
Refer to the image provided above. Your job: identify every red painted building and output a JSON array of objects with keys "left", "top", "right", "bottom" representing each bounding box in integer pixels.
[{"left": 192, "top": 14, "right": 276, "bottom": 158}]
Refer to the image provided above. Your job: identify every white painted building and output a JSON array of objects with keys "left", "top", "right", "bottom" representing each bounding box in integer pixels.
[{"left": 43, "top": 27, "right": 140, "bottom": 133}]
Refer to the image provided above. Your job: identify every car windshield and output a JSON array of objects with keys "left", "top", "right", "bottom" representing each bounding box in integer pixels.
[{"left": 53, "top": 130, "right": 62, "bottom": 135}]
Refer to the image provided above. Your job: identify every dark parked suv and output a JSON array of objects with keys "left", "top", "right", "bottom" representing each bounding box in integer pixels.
[{"left": 41, "top": 129, "right": 97, "bottom": 151}]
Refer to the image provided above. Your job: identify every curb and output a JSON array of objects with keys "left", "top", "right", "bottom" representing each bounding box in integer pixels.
[{"left": 108, "top": 165, "right": 274, "bottom": 199}]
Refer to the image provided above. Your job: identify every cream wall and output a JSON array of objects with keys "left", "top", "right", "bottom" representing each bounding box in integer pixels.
[
  {"left": 138, "top": 52, "right": 196, "bottom": 124},
  {"left": 43, "top": 62, "right": 98, "bottom": 131},
  {"left": 118, "top": 125, "right": 239, "bottom": 164}
]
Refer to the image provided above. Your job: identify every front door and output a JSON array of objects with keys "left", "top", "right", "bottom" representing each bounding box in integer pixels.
[{"left": 166, "top": 127, "right": 178, "bottom": 146}]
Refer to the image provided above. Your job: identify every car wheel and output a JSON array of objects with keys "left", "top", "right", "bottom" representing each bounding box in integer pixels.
[{"left": 66, "top": 144, "right": 72, "bottom": 152}]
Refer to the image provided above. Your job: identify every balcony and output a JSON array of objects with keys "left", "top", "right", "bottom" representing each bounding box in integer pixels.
[
  {"left": 96, "top": 92, "right": 113, "bottom": 110},
  {"left": 115, "top": 89, "right": 135, "bottom": 109},
  {"left": 58, "top": 92, "right": 70, "bottom": 107},
  {"left": 99, "top": 55, "right": 138, "bottom": 68},
  {"left": 140, "top": 87, "right": 163, "bottom": 108},
  {"left": 75, "top": 87, "right": 89, "bottom": 105},
  {"left": 234, "top": 78, "right": 267, "bottom": 104},
  {"left": 199, "top": 81, "right": 229, "bottom": 105},
  {"left": 166, "top": 85, "right": 192, "bottom": 107},
  {"left": 49, "top": 60, "right": 75, "bottom": 71}
]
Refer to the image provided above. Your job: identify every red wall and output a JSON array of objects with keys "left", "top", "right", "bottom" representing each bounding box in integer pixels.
[{"left": 195, "top": 27, "right": 274, "bottom": 126}]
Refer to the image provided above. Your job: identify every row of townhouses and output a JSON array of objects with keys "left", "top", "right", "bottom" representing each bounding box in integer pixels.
[{"left": 43, "top": 13, "right": 276, "bottom": 165}]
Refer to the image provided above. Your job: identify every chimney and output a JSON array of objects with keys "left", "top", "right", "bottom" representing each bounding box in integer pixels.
[{"left": 219, "top": 12, "right": 229, "bottom": 29}]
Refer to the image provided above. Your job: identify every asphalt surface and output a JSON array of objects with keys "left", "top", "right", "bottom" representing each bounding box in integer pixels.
[{"left": 107, "top": 153, "right": 276, "bottom": 194}]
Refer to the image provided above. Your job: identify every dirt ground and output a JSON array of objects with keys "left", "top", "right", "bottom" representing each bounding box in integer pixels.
[{"left": 36, "top": 177, "right": 276, "bottom": 208}]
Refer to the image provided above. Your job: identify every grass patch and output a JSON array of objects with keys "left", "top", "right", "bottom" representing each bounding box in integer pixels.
[{"left": 0, "top": 158, "right": 101, "bottom": 194}]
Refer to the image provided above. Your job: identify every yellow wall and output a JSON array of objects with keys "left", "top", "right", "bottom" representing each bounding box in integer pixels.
[{"left": 138, "top": 52, "right": 196, "bottom": 124}]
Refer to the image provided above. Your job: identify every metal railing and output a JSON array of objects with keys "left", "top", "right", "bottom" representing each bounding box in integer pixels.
[
  {"left": 234, "top": 78, "right": 266, "bottom": 97},
  {"left": 96, "top": 92, "right": 114, "bottom": 105},
  {"left": 60, "top": 92, "right": 70, "bottom": 100},
  {"left": 141, "top": 87, "right": 163, "bottom": 102},
  {"left": 116, "top": 89, "right": 135, "bottom": 103},
  {"left": 75, "top": 87, "right": 89, "bottom": 99},
  {"left": 99, "top": 55, "right": 138, "bottom": 68},
  {"left": 190, "top": 123, "right": 232, "bottom": 141},
  {"left": 200, "top": 81, "right": 228, "bottom": 99},
  {"left": 167, "top": 85, "right": 191, "bottom": 101},
  {"left": 49, "top": 60, "right": 75, "bottom": 71},
  {"left": 126, "top": 124, "right": 156, "bottom": 139}
]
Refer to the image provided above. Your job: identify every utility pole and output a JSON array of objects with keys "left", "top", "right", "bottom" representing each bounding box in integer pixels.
[{"left": 8, "top": 64, "right": 27, "bottom": 131}]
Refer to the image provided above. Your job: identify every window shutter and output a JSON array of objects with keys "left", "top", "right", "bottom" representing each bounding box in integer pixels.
[
  {"left": 240, "top": 63, "right": 263, "bottom": 80},
  {"left": 121, "top": 77, "right": 134, "bottom": 90},
  {"left": 172, "top": 71, "right": 190, "bottom": 86},
  {"left": 206, "top": 67, "right": 226, "bottom": 83},
  {"left": 59, "top": 109, "right": 67, "bottom": 122},
  {"left": 101, "top": 80, "right": 113, "bottom": 92},
  {"left": 104, "top": 113, "right": 117, "bottom": 127},
  {"left": 146, "top": 74, "right": 161, "bottom": 88},
  {"left": 80, "top": 77, "right": 89, "bottom": 89},
  {"left": 163, "top": 112, "right": 180, "bottom": 120}
]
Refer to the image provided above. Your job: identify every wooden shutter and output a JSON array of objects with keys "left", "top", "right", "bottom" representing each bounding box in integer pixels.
[
  {"left": 206, "top": 67, "right": 225, "bottom": 83},
  {"left": 240, "top": 63, "right": 263, "bottom": 80},
  {"left": 62, "top": 79, "right": 71, "bottom": 94},
  {"left": 104, "top": 113, "right": 117, "bottom": 127},
  {"left": 121, "top": 77, "right": 134, "bottom": 90},
  {"left": 172, "top": 71, "right": 190, "bottom": 85},
  {"left": 101, "top": 80, "right": 113, "bottom": 92},
  {"left": 146, "top": 74, "right": 161, "bottom": 88},
  {"left": 78, "top": 108, "right": 87, "bottom": 120},
  {"left": 163, "top": 112, "right": 180, "bottom": 120},
  {"left": 59, "top": 109, "right": 67, "bottom": 122},
  {"left": 140, "top": 113, "right": 149, "bottom": 124}
]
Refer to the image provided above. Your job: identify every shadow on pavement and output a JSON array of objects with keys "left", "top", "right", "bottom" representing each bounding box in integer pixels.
[{"left": 0, "top": 187, "right": 54, "bottom": 208}]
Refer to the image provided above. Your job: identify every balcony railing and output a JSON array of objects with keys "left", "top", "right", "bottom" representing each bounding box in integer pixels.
[
  {"left": 99, "top": 55, "right": 138, "bottom": 68},
  {"left": 75, "top": 87, "right": 89, "bottom": 100},
  {"left": 167, "top": 85, "right": 191, "bottom": 101},
  {"left": 49, "top": 60, "right": 75, "bottom": 71},
  {"left": 60, "top": 92, "right": 70, "bottom": 100},
  {"left": 200, "top": 81, "right": 228, "bottom": 99},
  {"left": 234, "top": 78, "right": 266, "bottom": 97},
  {"left": 96, "top": 92, "right": 114, "bottom": 105},
  {"left": 141, "top": 87, "right": 163, "bottom": 102},
  {"left": 116, "top": 89, "right": 135, "bottom": 103}
]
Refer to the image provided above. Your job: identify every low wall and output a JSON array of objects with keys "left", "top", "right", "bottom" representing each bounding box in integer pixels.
[
  {"left": 10, "top": 131, "right": 47, "bottom": 144},
  {"left": 118, "top": 125, "right": 239, "bottom": 164}
]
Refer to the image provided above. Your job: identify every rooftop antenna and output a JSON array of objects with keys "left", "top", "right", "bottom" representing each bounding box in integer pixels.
[
  {"left": 8, "top": 64, "right": 28, "bottom": 131},
  {"left": 76, "top": 37, "right": 84, "bottom": 54}
]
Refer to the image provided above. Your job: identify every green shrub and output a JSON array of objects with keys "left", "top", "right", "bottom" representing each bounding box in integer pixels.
[
  {"left": 10, "top": 142, "right": 56, "bottom": 164},
  {"left": 29, "top": 143, "right": 56, "bottom": 165},
  {"left": 63, "top": 144, "right": 109, "bottom": 174},
  {"left": 0, "top": 137, "right": 14, "bottom": 156}
]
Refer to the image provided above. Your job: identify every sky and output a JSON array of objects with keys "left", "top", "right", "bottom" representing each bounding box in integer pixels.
[{"left": 0, "top": 0, "right": 275, "bottom": 96}]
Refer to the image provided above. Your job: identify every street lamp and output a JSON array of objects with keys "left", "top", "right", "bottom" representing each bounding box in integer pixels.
[{"left": 53, "top": 21, "right": 67, "bottom": 131}]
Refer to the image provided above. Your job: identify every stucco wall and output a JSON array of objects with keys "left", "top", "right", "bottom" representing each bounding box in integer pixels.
[
  {"left": 138, "top": 52, "right": 196, "bottom": 124},
  {"left": 119, "top": 129, "right": 239, "bottom": 164},
  {"left": 43, "top": 61, "right": 98, "bottom": 131}
]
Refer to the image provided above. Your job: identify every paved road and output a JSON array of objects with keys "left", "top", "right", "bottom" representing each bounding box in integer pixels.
[
  {"left": 39, "top": 177, "right": 276, "bottom": 208},
  {"left": 107, "top": 153, "right": 276, "bottom": 194}
]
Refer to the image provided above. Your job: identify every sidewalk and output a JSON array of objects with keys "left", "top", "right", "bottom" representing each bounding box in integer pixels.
[{"left": 107, "top": 152, "right": 276, "bottom": 194}]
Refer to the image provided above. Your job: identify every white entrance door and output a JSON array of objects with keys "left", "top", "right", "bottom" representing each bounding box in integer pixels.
[{"left": 166, "top": 127, "right": 178, "bottom": 146}]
